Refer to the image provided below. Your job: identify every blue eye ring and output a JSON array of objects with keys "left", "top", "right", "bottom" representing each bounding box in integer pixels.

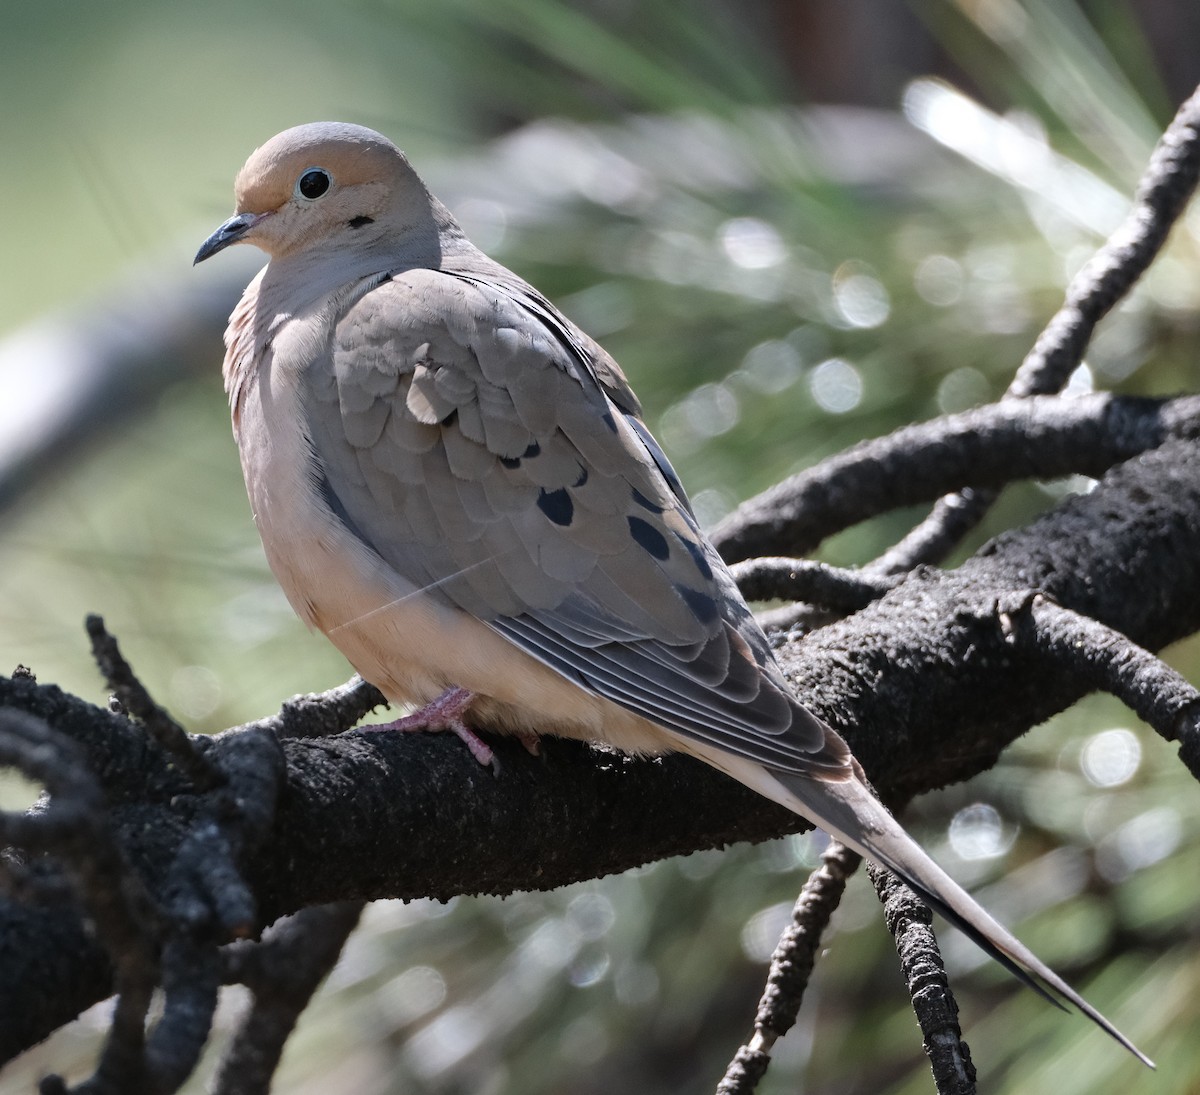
[{"left": 296, "top": 168, "right": 332, "bottom": 200}]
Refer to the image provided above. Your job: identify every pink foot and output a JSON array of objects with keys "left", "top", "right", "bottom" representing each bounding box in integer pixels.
[{"left": 364, "top": 686, "right": 498, "bottom": 772}]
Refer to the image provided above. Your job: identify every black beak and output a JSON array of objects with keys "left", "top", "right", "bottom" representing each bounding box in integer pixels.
[{"left": 193, "top": 211, "right": 269, "bottom": 265}]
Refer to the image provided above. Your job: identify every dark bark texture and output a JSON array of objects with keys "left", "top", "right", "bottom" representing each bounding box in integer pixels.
[
  {"left": 2, "top": 433, "right": 1197, "bottom": 1076},
  {"left": 3, "top": 82, "right": 1200, "bottom": 1095}
]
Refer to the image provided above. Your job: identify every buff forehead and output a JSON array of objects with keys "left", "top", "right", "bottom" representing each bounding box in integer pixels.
[{"left": 233, "top": 122, "right": 404, "bottom": 214}]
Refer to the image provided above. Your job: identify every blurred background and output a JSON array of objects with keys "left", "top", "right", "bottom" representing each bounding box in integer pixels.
[{"left": 2, "top": 0, "right": 1199, "bottom": 1092}]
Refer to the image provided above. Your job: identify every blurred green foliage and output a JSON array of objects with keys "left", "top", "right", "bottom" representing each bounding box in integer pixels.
[{"left": 1, "top": 1, "right": 1199, "bottom": 1092}]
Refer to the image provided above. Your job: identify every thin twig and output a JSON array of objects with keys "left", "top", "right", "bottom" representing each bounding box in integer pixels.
[
  {"left": 243, "top": 675, "right": 388, "bottom": 740},
  {"left": 86, "top": 614, "right": 225, "bottom": 792},
  {"left": 868, "top": 862, "right": 976, "bottom": 1095},
  {"left": 0, "top": 711, "right": 164, "bottom": 1095},
  {"left": 212, "top": 902, "right": 366, "bottom": 1095},
  {"left": 731, "top": 558, "right": 896, "bottom": 612},
  {"left": 877, "top": 83, "right": 1200, "bottom": 573},
  {"left": 870, "top": 489, "right": 992, "bottom": 578},
  {"left": 0, "top": 710, "right": 157, "bottom": 965},
  {"left": 145, "top": 934, "right": 222, "bottom": 1094},
  {"left": 715, "top": 841, "right": 862, "bottom": 1095},
  {"left": 1009, "top": 595, "right": 1200, "bottom": 776},
  {"left": 713, "top": 392, "right": 1200, "bottom": 564}
]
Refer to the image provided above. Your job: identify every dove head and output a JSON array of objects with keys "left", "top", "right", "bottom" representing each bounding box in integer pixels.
[{"left": 195, "top": 122, "right": 456, "bottom": 267}]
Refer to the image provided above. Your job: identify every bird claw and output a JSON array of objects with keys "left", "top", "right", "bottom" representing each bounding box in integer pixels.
[
  {"left": 453, "top": 722, "right": 500, "bottom": 775},
  {"left": 517, "top": 732, "right": 541, "bottom": 757},
  {"left": 364, "top": 686, "right": 498, "bottom": 773}
]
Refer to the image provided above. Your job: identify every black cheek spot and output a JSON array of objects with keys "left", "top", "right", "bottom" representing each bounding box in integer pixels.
[
  {"left": 627, "top": 516, "right": 670, "bottom": 560},
  {"left": 348, "top": 215, "right": 374, "bottom": 229},
  {"left": 631, "top": 487, "right": 664, "bottom": 514},
  {"left": 537, "top": 487, "right": 574, "bottom": 526},
  {"left": 678, "top": 585, "right": 720, "bottom": 624}
]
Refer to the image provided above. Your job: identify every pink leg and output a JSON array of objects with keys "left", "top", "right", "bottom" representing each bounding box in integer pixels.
[{"left": 363, "top": 686, "right": 497, "bottom": 772}]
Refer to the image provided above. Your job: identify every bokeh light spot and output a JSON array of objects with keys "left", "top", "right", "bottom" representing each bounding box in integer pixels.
[
  {"left": 809, "top": 358, "right": 863, "bottom": 414},
  {"left": 1080, "top": 728, "right": 1141, "bottom": 788}
]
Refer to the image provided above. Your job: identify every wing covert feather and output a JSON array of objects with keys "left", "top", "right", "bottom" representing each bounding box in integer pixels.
[{"left": 300, "top": 266, "right": 848, "bottom": 775}]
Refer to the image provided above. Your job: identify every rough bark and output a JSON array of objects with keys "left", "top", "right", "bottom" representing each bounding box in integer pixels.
[{"left": 1, "top": 435, "right": 1196, "bottom": 1068}]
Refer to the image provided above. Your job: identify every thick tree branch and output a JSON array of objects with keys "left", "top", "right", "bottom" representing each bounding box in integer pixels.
[
  {"left": 776, "top": 439, "right": 1200, "bottom": 799},
  {"left": 2, "top": 438, "right": 1197, "bottom": 1065}
]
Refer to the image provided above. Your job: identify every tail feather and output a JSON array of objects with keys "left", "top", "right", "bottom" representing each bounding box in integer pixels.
[
  {"left": 771, "top": 768, "right": 1154, "bottom": 1067},
  {"left": 685, "top": 744, "right": 1153, "bottom": 1067}
]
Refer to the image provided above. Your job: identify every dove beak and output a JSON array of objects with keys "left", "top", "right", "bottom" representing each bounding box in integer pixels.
[{"left": 194, "top": 211, "right": 273, "bottom": 265}]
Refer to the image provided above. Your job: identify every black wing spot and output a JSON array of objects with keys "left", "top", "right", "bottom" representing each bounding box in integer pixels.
[
  {"left": 628, "top": 516, "right": 670, "bottom": 560},
  {"left": 631, "top": 487, "right": 664, "bottom": 514},
  {"left": 538, "top": 487, "right": 574, "bottom": 526},
  {"left": 600, "top": 410, "right": 618, "bottom": 433},
  {"left": 348, "top": 215, "right": 375, "bottom": 229},
  {"left": 573, "top": 464, "right": 589, "bottom": 488},
  {"left": 503, "top": 439, "right": 541, "bottom": 470},
  {"left": 677, "top": 585, "right": 720, "bottom": 624}
]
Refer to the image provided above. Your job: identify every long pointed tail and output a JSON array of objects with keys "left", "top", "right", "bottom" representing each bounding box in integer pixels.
[
  {"left": 690, "top": 745, "right": 1153, "bottom": 1067},
  {"left": 775, "top": 768, "right": 1153, "bottom": 1066}
]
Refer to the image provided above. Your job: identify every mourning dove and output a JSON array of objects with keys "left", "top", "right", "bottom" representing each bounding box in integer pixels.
[{"left": 196, "top": 122, "right": 1148, "bottom": 1064}]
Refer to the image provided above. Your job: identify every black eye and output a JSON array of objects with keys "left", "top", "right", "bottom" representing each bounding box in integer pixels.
[{"left": 296, "top": 168, "right": 331, "bottom": 200}]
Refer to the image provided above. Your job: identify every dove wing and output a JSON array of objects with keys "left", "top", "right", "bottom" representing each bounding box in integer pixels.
[{"left": 299, "top": 266, "right": 848, "bottom": 776}]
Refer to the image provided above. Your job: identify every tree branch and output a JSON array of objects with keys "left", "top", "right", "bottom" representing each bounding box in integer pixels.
[
  {"left": 870, "top": 82, "right": 1200, "bottom": 574},
  {"left": 212, "top": 902, "right": 366, "bottom": 1095},
  {"left": 86, "top": 614, "right": 224, "bottom": 793},
  {"left": 776, "top": 439, "right": 1200, "bottom": 798},
  {"left": 716, "top": 841, "right": 862, "bottom": 1095},
  {"left": 730, "top": 558, "right": 896, "bottom": 613},
  {"left": 1016, "top": 597, "right": 1200, "bottom": 776},
  {"left": 1, "top": 436, "right": 1196, "bottom": 1066},
  {"left": 713, "top": 392, "right": 1200, "bottom": 563},
  {"left": 868, "top": 862, "right": 976, "bottom": 1095}
]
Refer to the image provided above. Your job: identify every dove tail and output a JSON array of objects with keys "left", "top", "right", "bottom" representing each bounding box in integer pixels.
[
  {"left": 683, "top": 744, "right": 1153, "bottom": 1067},
  {"left": 768, "top": 767, "right": 1153, "bottom": 1067}
]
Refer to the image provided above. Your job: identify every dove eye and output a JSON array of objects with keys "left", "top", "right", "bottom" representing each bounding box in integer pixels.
[{"left": 296, "top": 168, "right": 332, "bottom": 200}]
